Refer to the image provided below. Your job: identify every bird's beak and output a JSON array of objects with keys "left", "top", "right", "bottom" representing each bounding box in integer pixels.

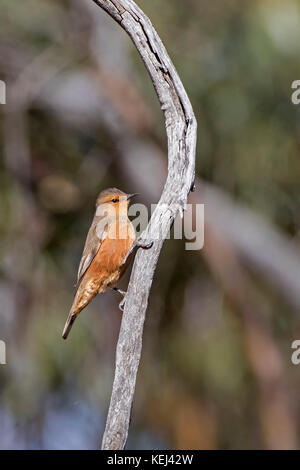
[{"left": 126, "top": 193, "right": 139, "bottom": 200}]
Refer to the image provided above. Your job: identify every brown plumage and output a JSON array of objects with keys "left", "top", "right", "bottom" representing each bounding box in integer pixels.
[{"left": 62, "top": 188, "right": 137, "bottom": 339}]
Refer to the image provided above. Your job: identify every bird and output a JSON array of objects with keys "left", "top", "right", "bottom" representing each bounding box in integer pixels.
[{"left": 62, "top": 188, "right": 138, "bottom": 340}]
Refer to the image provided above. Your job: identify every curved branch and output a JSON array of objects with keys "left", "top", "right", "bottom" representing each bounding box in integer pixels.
[{"left": 91, "top": 0, "right": 197, "bottom": 450}]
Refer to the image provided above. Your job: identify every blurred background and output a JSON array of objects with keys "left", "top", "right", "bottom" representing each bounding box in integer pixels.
[{"left": 0, "top": 0, "right": 300, "bottom": 450}]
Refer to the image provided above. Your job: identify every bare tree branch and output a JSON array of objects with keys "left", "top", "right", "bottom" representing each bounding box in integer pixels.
[{"left": 90, "top": 0, "right": 197, "bottom": 449}]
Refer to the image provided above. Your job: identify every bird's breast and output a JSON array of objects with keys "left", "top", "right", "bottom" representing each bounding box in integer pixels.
[{"left": 86, "top": 218, "right": 135, "bottom": 291}]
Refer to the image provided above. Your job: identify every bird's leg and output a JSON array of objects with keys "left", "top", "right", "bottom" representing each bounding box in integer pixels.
[
  {"left": 116, "top": 238, "right": 153, "bottom": 312},
  {"left": 122, "top": 239, "right": 153, "bottom": 266},
  {"left": 112, "top": 287, "right": 126, "bottom": 311},
  {"left": 112, "top": 287, "right": 126, "bottom": 296}
]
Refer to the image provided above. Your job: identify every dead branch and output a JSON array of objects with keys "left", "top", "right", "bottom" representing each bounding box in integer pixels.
[{"left": 90, "top": 0, "right": 197, "bottom": 449}]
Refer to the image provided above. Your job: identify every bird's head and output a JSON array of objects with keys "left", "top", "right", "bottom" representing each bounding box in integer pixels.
[{"left": 96, "top": 188, "right": 138, "bottom": 214}]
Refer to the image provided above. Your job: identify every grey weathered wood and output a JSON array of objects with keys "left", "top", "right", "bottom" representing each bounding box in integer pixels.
[{"left": 91, "top": 0, "right": 197, "bottom": 450}]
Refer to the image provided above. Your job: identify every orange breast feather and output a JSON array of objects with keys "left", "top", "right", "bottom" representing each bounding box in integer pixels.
[{"left": 86, "top": 224, "right": 134, "bottom": 291}]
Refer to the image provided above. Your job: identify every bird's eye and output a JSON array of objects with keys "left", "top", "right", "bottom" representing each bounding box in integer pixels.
[{"left": 112, "top": 198, "right": 118, "bottom": 203}]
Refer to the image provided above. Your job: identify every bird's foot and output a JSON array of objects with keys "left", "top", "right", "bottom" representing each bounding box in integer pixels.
[
  {"left": 119, "top": 297, "right": 126, "bottom": 311},
  {"left": 121, "top": 239, "right": 153, "bottom": 267},
  {"left": 135, "top": 238, "right": 154, "bottom": 250},
  {"left": 112, "top": 287, "right": 126, "bottom": 297},
  {"left": 112, "top": 287, "right": 126, "bottom": 311}
]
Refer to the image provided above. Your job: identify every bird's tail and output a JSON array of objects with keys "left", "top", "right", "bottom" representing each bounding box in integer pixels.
[{"left": 62, "top": 311, "right": 77, "bottom": 340}]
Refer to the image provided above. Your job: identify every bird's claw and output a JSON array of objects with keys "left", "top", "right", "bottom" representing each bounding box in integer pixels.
[
  {"left": 119, "top": 298, "right": 126, "bottom": 311},
  {"left": 136, "top": 239, "right": 154, "bottom": 250}
]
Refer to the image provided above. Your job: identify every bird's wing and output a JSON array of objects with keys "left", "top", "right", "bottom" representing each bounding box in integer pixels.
[{"left": 76, "top": 214, "right": 109, "bottom": 287}]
